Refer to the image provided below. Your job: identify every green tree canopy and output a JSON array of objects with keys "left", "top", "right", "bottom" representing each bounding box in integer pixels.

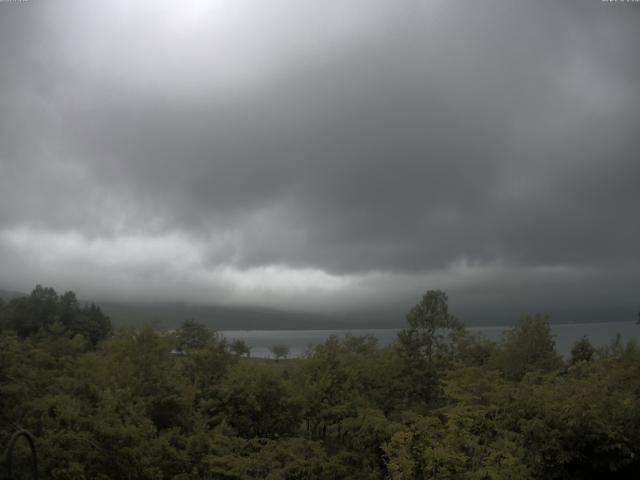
[
  {"left": 397, "top": 290, "right": 465, "bottom": 403},
  {"left": 570, "top": 335, "right": 596, "bottom": 365},
  {"left": 1, "top": 285, "right": 110, "bottom": 345},
  {"left": 270, "top": 343, "right": 290, "bottom": 361},
  {"left": 175, "top": 319, "right": 216, "bottom": 352},
  {"left": 230, "top": 338, "right": 251, "bottom": 357},
  {"left": 498, "top": 314, "right": 563, "bottom": 380}
]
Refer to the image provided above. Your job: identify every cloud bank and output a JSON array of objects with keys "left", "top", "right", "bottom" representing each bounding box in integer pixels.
[{"left": 1, "top": 0, "right": 638, "bottom": 317}]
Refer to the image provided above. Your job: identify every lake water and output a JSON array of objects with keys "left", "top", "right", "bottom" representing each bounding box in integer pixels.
[{"left": 221, "top": 321, "right": 640, "bottom": 359}]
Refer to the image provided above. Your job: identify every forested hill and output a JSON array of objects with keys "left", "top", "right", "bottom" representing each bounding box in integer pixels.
[
  {"left": 1, "top": 287, "right": 636, "bottom": 330},
  {"left": 99, "top": 301, "right": 355, "bottom": 331},
  {"left": 0, "top": 289, "right": 25, "bottom": 301},
  {"left": 68, "top": 301, "right": 640, "bottom": 330}
]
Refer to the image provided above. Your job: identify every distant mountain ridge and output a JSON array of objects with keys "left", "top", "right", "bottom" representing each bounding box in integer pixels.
[
  {"left": 96, "top": 301, "right": 639, "bottom": 331},
  {"left": 0, "top": 289, "right": 26, "bottom": 301},
  {"left": 96, "top": 301, "right": 397, "bottom": 331},
  {"left": 1, "top": 286, "right": 636, "bottom": 330}
]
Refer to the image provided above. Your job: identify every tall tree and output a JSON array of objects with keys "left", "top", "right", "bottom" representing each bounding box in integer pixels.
[
  {"left": 570, "top": 336, "right": 596, "bottom": 365},
  {"left": 175, "top": 319, "right": 215, "bottom": 352},
  {"left": 270, "top": 344, "right": 290, "bottom": 361},
  {"left": 499, "top": 314, "right": 563, "bottom": 380},
  {"left": 230, "top": 338, "right": 251, "bottom": 357},
  {"left": 397, "top": 290, "right": 465, "bottom": 403}
]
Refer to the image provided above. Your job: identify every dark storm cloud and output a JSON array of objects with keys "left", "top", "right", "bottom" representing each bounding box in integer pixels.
[{"left": 0, "top": 0, "right": 638, "bottom": 311}]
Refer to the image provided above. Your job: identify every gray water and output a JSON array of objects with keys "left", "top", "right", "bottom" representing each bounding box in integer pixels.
[{"left": 221, "top": 321, "right": 639, "bottom": 359}]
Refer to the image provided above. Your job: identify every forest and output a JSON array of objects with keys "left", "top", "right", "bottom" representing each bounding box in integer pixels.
[{"left": 1, "top": 286, "right": 640, "bottom": 479}]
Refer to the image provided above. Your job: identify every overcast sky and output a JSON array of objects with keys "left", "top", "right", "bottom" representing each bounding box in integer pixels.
[{"left": 0, "top": 0, "right": 638, "bottom": 317}]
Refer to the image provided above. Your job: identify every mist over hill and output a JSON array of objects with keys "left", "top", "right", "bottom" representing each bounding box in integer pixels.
[
  {"left": 0, "top": 289, "right": 26, "bottom": 301},
  {"left": 98, "top": 301, "right": 350, "bottom": 331},
  {"left": 2, "top": 285, "right": 636, "bottom": 330},
  {"left": 95, "top": 299, "right": 638, "bottom": 331}
]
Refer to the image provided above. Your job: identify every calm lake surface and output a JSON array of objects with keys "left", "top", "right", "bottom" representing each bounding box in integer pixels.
[{"left": 221, "top": 321, "right": 640, "bottom": 359}]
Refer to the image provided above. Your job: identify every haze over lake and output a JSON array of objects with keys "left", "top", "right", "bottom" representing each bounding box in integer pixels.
[{"left": 223, "top": 321, "right": 640, "bottom": 359}]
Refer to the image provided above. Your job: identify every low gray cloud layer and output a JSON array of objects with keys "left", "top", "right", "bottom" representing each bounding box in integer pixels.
[{"left": 1, "top": 0, "right": 638, "bottom": 316}]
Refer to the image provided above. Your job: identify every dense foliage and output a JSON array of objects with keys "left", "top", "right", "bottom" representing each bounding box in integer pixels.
[{"left": 1, "top": 287, "right": 639, "bottom": 479}]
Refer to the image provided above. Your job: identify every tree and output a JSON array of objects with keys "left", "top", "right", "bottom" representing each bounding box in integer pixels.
[
  {"left": 220, "top": 363, "right": 301, "bottom": 438},
  {"left": 1, "top": 286, "right": 110, "bottom": 345},
  {"left": 230, "top": 338, "right": 251, "bottom": 357},
  {"left": 0, "top": 297, "right": 6, "bottom": 331},
  {"left": 499, "top": 314, "right": 563, "bottom": 380},
  {"left": 72, "top": 302, "right": 111, "bottom": 346},
  {"left": 570, "top": 336, "right": 596, "bottom": 365},
  {"left": 175, "top": 319, "right": 215, "bottom": 352},
  {"left": 399, "top": 290, "right": 464, "bottom": 363},
  {"left": 180, "top": 339, "right": 236, "bottom": 401},
  {"left": 5, "top": 285, "right": 59, "bottom": 337},
  {"left": 397, "top": 290, "right": 465, "bottom": 402},
  {"left": 270, "top": 344, "right": 290, "bottom": 361}
]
